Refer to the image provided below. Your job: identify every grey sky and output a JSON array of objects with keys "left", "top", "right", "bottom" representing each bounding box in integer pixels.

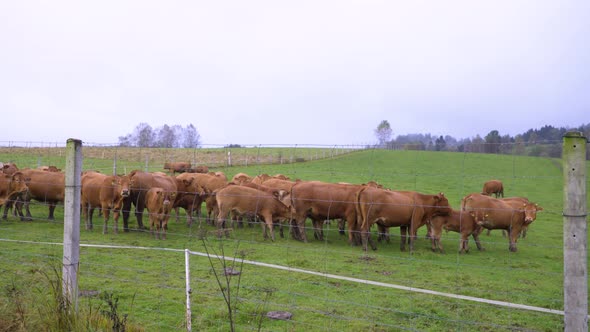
[{"left": 1, "top": 1, "right": 588, "bottom": 146}]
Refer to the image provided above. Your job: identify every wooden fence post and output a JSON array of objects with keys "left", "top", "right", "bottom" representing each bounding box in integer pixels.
[
  {"left": 563, "top": 131, "right": 588, "bottom": 331},
  {"left": 63, "top": 138, "right": 82, "bottom": 311}
]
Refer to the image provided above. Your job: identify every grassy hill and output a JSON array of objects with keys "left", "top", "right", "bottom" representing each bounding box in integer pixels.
[{"left": 0, "top": 147, "right": 587, "bottom": 331}]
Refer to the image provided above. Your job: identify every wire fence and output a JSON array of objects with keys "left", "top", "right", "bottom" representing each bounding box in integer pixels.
[{"left": 0, "top": 139, "right": 587, "bottom": 331}]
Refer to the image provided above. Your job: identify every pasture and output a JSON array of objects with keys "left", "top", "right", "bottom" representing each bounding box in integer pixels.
[{"left": 0, "top": 146, "right": 587, "bottom": 331}]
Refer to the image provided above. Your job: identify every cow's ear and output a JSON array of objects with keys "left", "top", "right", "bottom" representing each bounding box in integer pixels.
[
  {"left": 484, "top": 213, "right": 489, "bottom": 218},
  {"left": 469, "top": 212, "right": 475, "bottom": 217},
  {"left": 536, "top": 205, "right": 543, "bottom": 211},
  {"left": 111, "top": 180, "right": 117, "bottom": 186}
]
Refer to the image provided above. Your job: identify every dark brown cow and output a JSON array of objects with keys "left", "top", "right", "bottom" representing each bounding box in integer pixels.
[
  {"left": 215, "top": 185, "right": 294, "bottom": 240},
  {"left": 290, "top": 181, "right": 364, "bottom": 243},
  {"left": 81, "top": 171, "right": 130, "bottom": 233},
  {"left": 145, "top": 187, "right": 176, "bottom": 239},
  {"left": 163, "top": 162, "right": 191, "bottom": 175},
  {"left": 0, "top": 172, "right": 29, "bottom": 217},
  {"left": 16, "top": 169, "right": 65, "bottom": 221},
  {"left": 356, "top": 187, "right": 451, "bottom": 252},
  {"left": 121, "top": 170, "right": 177, "bottom": 231},
  {"left": 429, "top": 209, "right": 484, "bottom": 253},
  {"left": 462, "top": 193, "right": 543, "bottom": 252},
  {"left": 482, "top": 180, "right": 504, "bottom": 198}
]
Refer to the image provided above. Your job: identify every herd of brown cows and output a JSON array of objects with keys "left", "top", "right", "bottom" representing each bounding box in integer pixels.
[{"left": 0, "top": 162, "right": 544, "bottom": 252}]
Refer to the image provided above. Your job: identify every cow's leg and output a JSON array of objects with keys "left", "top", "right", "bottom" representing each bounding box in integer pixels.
[
  {"left": 399, "top": 226, "right": 408, "bottom": 251},
  {"left": 88, "top": 207, "right": 95, "bottom": 230},
  {"left": 473, "top": 226, "right": 484, "bottom": 251},
  {"left": 508, "top": 226, "right": 520, "bottom": 252},
  {"left": 2, "top": 200, "right": 11, "bottom": 220},
  {"left": 23, "top": 198, "right": 33, "bottom": 221},
  {"left": 459, "top": 233, "right": 469, "bottom": 254},
  {"left": 135, "top": 203, "right": 145, "bottom": 229},
  {"left": 102, "top": 204, "right": 111, "bottom": 234},
  {"left": 82, "top": 202, "right": 90, "bottom": 230},
  {"left": 263, "top": 214, "right": 275, "bottom": 241},
  {"left": 122, "top": 198, "right": 132, "bottom": 232},
  {"left": 48, "top": 203, "right": 57, "bottom": 221}
]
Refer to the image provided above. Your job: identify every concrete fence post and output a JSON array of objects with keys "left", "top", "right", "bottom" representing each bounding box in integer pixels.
[
  {"left": 563, "top": 131, "right": 588, "bottom": 331},
  {"left": 63, "top": 138, "right": 82, "bottom": 311}
]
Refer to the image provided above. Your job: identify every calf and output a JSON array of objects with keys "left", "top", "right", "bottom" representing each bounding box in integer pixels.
[
  {"left": 0, "top": 172, "right": 29, "bottom": 218},
  {"left": 429, "top": 209, "right": 483, "bottom": 253},
  {"left": 146, "top": 187, "right": 176, "bottom": 239}
]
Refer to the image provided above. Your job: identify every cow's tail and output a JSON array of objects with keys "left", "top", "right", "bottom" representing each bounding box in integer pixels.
[{"left": 354, "top": 186, "right": 369, "bottom": 247}]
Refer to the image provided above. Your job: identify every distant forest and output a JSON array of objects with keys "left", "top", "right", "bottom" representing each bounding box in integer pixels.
[
  {"left": 380, "top": 123, "right": 590, "bottom": 159},
  {"left": 117, "top": 122, "right": 590, "bottom": 159}
]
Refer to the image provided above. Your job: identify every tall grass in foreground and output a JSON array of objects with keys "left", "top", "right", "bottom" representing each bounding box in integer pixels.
[{"left": 0, "top": 265, "right": 144, "bottom": 332}]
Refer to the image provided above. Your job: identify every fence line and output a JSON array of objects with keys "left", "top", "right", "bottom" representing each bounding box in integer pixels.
[{"left": 0, "top": 238, "right": 574, "bottom": 319}]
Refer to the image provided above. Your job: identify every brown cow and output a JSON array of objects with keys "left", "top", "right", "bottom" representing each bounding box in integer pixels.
[
  {"left": 189, "top": 173, "right": 229, "bottom": 223},
  {"left": 485, "top": 197, "right": 537, "bottom": 238},
  {"left": 356, "top": 187, "right": 451, "bottom": 252},
  {"left": 38, "top": 165, "right": 62, "bottom": 172},
  {"left": 290, "top": 181, "right": 364, "bottom": 243},
  {"left": 462, "top": 193, "right": 543, "bottom": 252},
  {"left": 215, "top": 185, "right": 294, "bottom": 241},
  {"left": 231, "top": 172, "right": 253, "bottom": 184},
  {"left": 482, "top": 180, "right": 504, "bottom": 198},
  {"left": 0, "top": 172, "right": 29, "bottom": 217},
  {"left": 121, "top": 170, "right": 177, "bottom": 231},
  {"left": 187, "top": 165, "right": 209, "bottom": 174},
  {"left": 172, "top": 173, "right": 204, "bottom": 226},
  {"left": 145, "top": 187, "right": 176, "bottom": 239},
  {"left": 81, "top": 171, "right": 130, "bottom": 233},
  {"left": 429, "top": 209, "right": 484, "bottom": 253},
  {"left": 16, "top": 169, "right": 65, "bottom": 221},
  {"left": 163, "top": 162, "right": 191, "bottom": 175},
  {"left": 1, "top": 162, "right": 19, "bottom": 176}
]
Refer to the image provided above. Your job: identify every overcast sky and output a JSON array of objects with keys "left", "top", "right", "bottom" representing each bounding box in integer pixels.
[{"left": 1, "top": 1, "right": 588, "bottom": 146}]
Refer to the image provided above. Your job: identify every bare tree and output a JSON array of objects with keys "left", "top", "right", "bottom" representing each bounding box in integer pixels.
[
  {"left": 183, "top": 124, "right": 201, "bottom": 148},
  {"left": 156, "top": 124, "right": 178, "bottom": 148},
  {"left": 374, "top": 120, "right": 392, "bottom": 147},
  {"left": 135, "top": 123, "right": 155, "bottom": 147}
]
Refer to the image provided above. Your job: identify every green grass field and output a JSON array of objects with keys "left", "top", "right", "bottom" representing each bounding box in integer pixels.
[{"left": 0, "top": 147, "right": 588, "bottom": 331}]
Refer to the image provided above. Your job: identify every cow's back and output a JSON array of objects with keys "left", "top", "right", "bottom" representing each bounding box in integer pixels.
[{"left": 21, "top": 169, "right": 65, "bottom": 202}]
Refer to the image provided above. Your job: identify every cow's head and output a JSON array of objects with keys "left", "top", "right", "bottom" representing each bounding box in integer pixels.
[
  {"left": 523, "top": 202, "right": 543, "bottom": 225},
  {"left": 433, "top": 192, "right": 451, "bottom": 216},
  {"left": 7, "top": 172, "right": 28, "bottom": 196},
  {"left": 118, "top": 175, "right": 131, "bottom": 197}
]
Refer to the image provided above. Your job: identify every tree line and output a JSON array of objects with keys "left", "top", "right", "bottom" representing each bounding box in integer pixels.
[
  {"left": 374, "top": 120, "right": 590, "bottom": 158},
  {"left": 118, "top": 123, "right": 201, "bottom": 148}
]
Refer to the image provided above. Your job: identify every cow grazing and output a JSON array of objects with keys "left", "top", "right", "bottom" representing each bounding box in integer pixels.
[
  {"left": 482, "top": 180, "right": 504, "bottom": 198},
  {"left": 429, "top": 209, "right": 484, "bottom": 253},
  {"left": 145, "top": 187, "right": 176, "bottom": 239},
  {"left": 81, "top": 171, "right": 130, "bottom": 233},
  {"left": 163, "top": 162, "right": 191, "bottom": 175},
  {"left": 215, "top": 185, "right": 294, "bottom": 241},
  {"left": 121, "top": 170, "right": 178, "bottom": 232},
  {"left": 462, "top": 193, "right": 543, "bottom": 252},
  {"left": 356, "top": 187, "right": 451, "bottom": 252},
  {"left": 0, "top": 172, "right": 29, "bottom": 218}
]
